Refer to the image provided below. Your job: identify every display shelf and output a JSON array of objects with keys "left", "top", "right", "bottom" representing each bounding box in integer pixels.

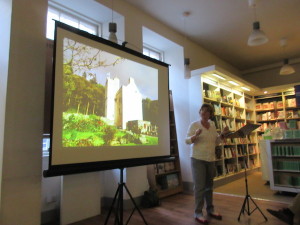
[
  {"left": 147, "top": 90, "right": 183, "bottom": 198},
  {"left": 266, "top": 139, "right": 300, "bottom": 193},
  {"left": 254, "top": 90, "right": 300, "bottom": 134},
  {"left": 201, "top": 76, "right": 260, "bottom": 180}
]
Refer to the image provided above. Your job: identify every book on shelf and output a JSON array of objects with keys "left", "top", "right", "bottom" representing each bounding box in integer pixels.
[
  {"left": 277, "top": 110, "right": 285, "bottom": 119},
  {"left": 224, "top": 123, "right": 261, "bottom": 138},
  {"left": 166, "top": 173, "right": 179, "bottom": 188},
  {"left": 277, "top": 101, "right": 284, "bottom": 108}
]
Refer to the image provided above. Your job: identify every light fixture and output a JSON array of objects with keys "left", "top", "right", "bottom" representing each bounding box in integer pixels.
[
  {"left": 279, "top": 58, "right": 295, "bottom": 75},
  {"left": 212, "top": 73, "right": 226, "bottom": 80},
  {"left": 108, "top": 22, "right": 118, "bottom": 43},
  {"left": 279, "top": 38, "right": 295, "bottom": 75},
  {"left": 247, "top": 21, "right": 268, "bottom": 46},
  {"left": 247, "top": 0, "right": 268, "bottom": 46},
  {"left": 241, "top": 87, "right": 250, "bottom": 91},
  {"left": 184, "top": 58, "right": 191, "bottom": 79},
  {"left": 228, "top": 81, "right": 239, "bottom": 86},
  {"left": 183, "top": 11, "right": 191, "bottom": 79},
  {"left": 108, "top": 0, "right": 118, "bottom": 43}
]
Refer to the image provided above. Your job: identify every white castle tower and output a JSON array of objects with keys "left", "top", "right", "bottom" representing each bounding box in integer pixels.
[
  {"left": 115, "top": 77, "right": 143, "bottom": 129},
  {"left": 105, "top": 76, "right": 120, "bottom": 121}
]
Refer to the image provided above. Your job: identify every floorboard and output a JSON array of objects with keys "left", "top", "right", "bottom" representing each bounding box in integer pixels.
[{"left": 69, "top": 193, "right": 288, "bottom": 225}]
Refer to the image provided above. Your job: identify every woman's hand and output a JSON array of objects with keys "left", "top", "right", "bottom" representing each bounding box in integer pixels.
[
  {"left": 221, "top": 126, "right": 230, "bottom": 138},
  {"left": 195, "top": 128, "right": 202, "bottom": 136},
  {"left": 191, "top": 129, "right": 202, "bottom": 143}
]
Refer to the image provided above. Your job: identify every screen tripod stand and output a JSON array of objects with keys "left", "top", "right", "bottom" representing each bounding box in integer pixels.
[
  {"left": 237, "top": 157, "right": 268, "bottom": 221},
  {"left": 104, "top": 168, "right": 148, "bottom": 225}
]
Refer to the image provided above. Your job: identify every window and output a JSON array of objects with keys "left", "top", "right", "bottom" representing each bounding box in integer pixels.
[
  {"left": 143, "top": 45, "right": 164, "bottom": 61},
  {"left": 46, "top": 6, "right": 100, "bottom": 40}
]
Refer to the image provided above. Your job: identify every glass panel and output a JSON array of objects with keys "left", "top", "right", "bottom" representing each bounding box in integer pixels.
[
  {"left": 150, "top": 51, "right": 160, "bottom": 60},
  {"left": 60, "top": 13, "right": 79, "bottom": 29},
  {"left": 79, "top": 21, "right": 97, "bottom": 35}
]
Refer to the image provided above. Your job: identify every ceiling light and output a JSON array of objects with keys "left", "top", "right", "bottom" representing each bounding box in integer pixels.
[
  {"left": 184, "top": 58, "right": 191, "bottom": 79},
  {"left": 182, "top": 11, "right": 191, "bottom": 79},
  {"left": 241, "top": 87, "right": 250, "bottom": 91},
  {"left": 108, "top": 22, "right": 118, "bottom": 43},
  {"left": 279, "top": 58, "right": 295, "bottom": 75},
  {"left": 108, "top": 0, "right": 118, "bottom": 44},
  {"left": 212, "top": 73, "right": 226, "bottom": 80},
  {"left": 247, "top": 21, "right": 268, "bottom": 46},
  {"left": 264, "top": 91, "right": 268, "bottom": 94},
  {"left": 228, "top": 81, "right": 239, "bottom": 86}
]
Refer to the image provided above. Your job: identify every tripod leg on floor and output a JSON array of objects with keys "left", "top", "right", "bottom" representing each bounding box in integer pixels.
[
  {"left": 238, "top": 195, "right": 248, "bottom": 221},
  {"left": 249, "top": 195, "right": 268, "bottom": 221},
  {"left": 124, "top": 184, "right": 148, "bottom": 225},
  {"left": 104, "top": 185, "right": 121, "bottom": 225}
]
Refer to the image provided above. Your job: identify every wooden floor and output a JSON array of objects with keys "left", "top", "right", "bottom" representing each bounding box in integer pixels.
[{"left": 68, "top": 193, "right": 288, "bottom": 225}]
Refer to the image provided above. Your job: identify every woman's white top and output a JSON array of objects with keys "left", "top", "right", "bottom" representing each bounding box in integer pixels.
[{"left": 185, "top": 120, "right": 221, "bottom": 162}]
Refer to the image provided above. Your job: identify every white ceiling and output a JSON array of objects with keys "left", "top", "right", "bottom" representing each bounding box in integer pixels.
[{"left": 123, "top": 0, "right": 300, "bottom": 73}]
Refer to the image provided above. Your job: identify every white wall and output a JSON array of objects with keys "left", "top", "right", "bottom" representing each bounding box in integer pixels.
[
  {"left": 0, "top": 0, "right": 47, "bottom": 224},
  {"left": 243, "top": 63, "right": 300, "bottom": 88},
  {"left": 0, "top": 0, "right": 12, "bottom": 208}
]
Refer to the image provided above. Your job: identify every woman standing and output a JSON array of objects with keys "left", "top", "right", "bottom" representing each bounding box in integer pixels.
[{"left": 185, "top": 103, "right": 229, "bottom": 224}]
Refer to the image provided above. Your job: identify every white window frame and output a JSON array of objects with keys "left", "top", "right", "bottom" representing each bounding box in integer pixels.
[
  {"left": 143, "top": 44, "right": 164, "bottom": 62},
  {"left": 46, "top": 5, "right": 101, "bottom": 40}
]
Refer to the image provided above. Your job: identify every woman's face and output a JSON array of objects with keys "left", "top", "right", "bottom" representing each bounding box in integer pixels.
[{"left": 199, "top": 107, "right": 211, "bottom": 121}]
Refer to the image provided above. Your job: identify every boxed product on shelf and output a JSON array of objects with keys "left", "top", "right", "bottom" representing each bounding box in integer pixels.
[
  {"left": 263, "top": 102, "right": 269, "bottom": 110},
  {"left": 255, "top": 103, "right": 262, "bottom": 110},
  {"left": 286, "top": 98, "right": 296, "bottom": 107},
  {"left": 277, "top": 101, "right": 284, "bottom": 108},
  {"left": 166, "top": 174, "right": 179, "bottom": 188}
]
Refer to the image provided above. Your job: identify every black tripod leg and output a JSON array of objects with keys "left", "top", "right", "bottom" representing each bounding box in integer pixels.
[
  {"left": 104, "top": 185, "right": 121, "bottom": 225},
  {"left": 249, "top": 196, "right": 268, "bottom": 221},
  {"left": 123, "top": 184, "right": 148, "bottom": 225},
  {"left": 238, "top": 196, "right": 246, "bottom": 221}
]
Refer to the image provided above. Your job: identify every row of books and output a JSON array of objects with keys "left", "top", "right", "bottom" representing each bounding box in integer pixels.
[
  {"left": 223, "top": 138, "right": 248, "bottom": 145},
  {"left": 156, "top": 173, "right": 179, "bottom": 190},
  {"left": 256, "top": 111, "right": 285, "bottom": 121},
  {"left": 272, "top": 145, "right": 300, "bottom": 156},
  {"left": 274, "top": 175, "right": 300, "bottom": 187},
  {"left": 154, "top": 162, "right": 176, "bottom": 174},
  {"left": 256, "top": 101, "right": 284, "bottom": 110},
  {"left": 256, "top": 98, "right": 297, "bottom": 111},
  {"left": 272, "top": 160, "right": 300, "bottom": 171}
]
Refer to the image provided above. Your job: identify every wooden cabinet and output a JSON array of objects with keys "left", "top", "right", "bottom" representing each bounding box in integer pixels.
[
  {"left": 267, "top": 139, "right": 300, "bottom": 193},
  {"left": 147, "top": 90, "right": 183, "bottom": 198}
]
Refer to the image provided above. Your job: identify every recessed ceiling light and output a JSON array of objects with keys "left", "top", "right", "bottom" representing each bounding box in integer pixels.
[
  {"left": 228, "top": 81, "right": 239, "bottom": 86},
  {"left": 212, "top": 73, "right": 226, "bottom": 80},
  {"left": 241, "top": 87, "right": 250, "bottom": 91}
]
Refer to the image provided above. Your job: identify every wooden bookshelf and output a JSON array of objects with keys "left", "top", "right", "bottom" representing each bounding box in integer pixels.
[{"left": 147, "top": 90, "right": 183, "bottom": 198}]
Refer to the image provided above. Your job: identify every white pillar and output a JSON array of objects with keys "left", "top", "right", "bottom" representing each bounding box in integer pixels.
[{"left": 0, "top": 0, "right": 47, "bottom": 224}]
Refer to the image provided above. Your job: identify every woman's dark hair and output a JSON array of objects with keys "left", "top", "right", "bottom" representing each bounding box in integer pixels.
[{"left": 199, "top": 103, "right": 215, "bottom": 119}]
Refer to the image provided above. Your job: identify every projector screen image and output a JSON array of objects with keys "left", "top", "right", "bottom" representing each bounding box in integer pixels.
[{"left": 48, "top": 22, "right": 170, "bottom": 173}]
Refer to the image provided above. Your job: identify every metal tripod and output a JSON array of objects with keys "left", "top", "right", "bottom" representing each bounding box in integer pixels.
[
  {"left": 237, "top": 163, "right": 268, "bottom": 221},
  {"left": 104, "top": 168, "right": 148, "bottom": 225}
]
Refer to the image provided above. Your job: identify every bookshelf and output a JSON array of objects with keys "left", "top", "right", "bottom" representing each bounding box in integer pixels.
[
  {"left": 147, "top": 90, "right": 183, "bottom": 198},
  {"left": 254, "top": 90, "right": 300, "bottom": 137},
  {"left": 189, "top": 66, "right": 261, "bottom": 183},
  {"left": 267, "top": 139, "right": 300, "bottom": 193}
]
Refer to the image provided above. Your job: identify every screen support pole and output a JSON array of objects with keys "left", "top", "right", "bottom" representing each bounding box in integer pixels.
[{"left": 104, "top": 168, "right": 148, "bottom": 225}]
